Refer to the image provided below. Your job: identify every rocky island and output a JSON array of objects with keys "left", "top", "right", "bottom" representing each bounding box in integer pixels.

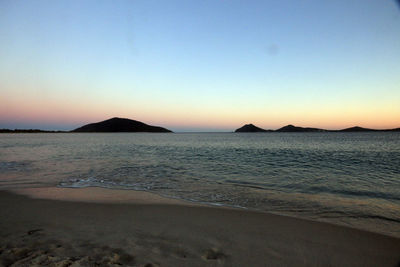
[
  {"left": 234, "top": 124, "right": 271, "bottom": 132},
  {"left": 276, "top": 124, "right": 325, "bottom": 132},
  {"left": 235, "top": 124, "right": 400, "bottom": 133},
  {"left": 72, "top": 117, "right": 172, "bottom": 133}
]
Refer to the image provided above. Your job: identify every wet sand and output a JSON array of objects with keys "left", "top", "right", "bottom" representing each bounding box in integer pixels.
[{"left": 0, "top": 187, "right": 399, "bottom": 266}]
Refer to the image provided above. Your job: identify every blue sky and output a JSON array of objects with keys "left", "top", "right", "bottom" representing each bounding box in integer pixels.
[{"left": 1, "top": 0, "right": 399, "bottom": 131}]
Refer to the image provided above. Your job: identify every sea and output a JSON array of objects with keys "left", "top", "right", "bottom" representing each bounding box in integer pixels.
[{"left": 1, "top": 132, "right": 399, "bottom": 237}]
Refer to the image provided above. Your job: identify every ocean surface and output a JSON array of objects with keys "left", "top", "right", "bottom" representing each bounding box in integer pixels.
[{"left": 1, "top": 132, "right": 399, "bottom": 237}]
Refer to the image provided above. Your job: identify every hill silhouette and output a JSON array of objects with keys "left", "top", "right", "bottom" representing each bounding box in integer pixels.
[
  {"left": 276, "top": 125, "right": 326, "bottom": 132},
  {"left": 235, "top": 124, "right": 400, "bottom": 133},
  {"left": 339, "top": 126, "right": 376, "bottom": 132},
  {"left": 72, "top": 118, "right": 172, "bottom": 133},
  {"left": 235, "top": 124, "right": 271, "bottom": 132}
]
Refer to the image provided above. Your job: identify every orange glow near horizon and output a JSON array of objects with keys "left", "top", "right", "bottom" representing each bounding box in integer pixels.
[
  {"left": 1, "top": 95, "right": 399, "bottom": 131},
  {"left": 1, "top": 78, "right": 399, "bottom": 131}
]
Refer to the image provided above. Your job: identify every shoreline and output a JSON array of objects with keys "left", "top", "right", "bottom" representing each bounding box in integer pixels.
[
  {"left": 12, "top": 186, "right": 400, "bottom": 238},
  {"left": 10, "top": 186, "right": 196, "bottom": 206},
  {"left": 1, "top": 187, "right": 400, "bottom": 266}
]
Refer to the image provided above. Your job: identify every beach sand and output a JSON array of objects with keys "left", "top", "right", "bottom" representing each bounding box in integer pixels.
[{"left": 0, "top": 187, "right": 399, "bottom": 266}]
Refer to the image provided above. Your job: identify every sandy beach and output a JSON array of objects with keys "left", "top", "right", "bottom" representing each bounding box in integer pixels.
[{"left": 0, "top": 187, "right": 399, "bottom": 266}]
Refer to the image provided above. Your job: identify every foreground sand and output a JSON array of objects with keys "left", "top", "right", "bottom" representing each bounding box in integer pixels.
[{"left": 0, "top": 188, "right": 399, "bottom": 266}]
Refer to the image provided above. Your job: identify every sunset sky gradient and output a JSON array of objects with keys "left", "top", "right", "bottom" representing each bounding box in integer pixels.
[{"left": 1, "top": 0, "right": 399, "bottom": 131}]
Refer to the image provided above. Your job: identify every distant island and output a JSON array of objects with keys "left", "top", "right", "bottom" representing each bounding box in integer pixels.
[
  {"left": 235, "top": 124, "right": 400, "bottom": 132},
  {"left": 275, "top": 125, "right": 325, "bottom": 132},
  {"left": 72, "top": 117, "right": 172, "bottom": 133},
  {"left": 235, "top": 124, "right": 272, "bottom": 132}
]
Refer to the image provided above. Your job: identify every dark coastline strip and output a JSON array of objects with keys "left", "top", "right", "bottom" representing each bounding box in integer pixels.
[{"left": 0, "top": 129, "right": 67, "bottom": 133}]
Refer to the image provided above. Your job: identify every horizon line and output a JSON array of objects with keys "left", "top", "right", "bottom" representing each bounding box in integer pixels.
[{"left": 1, "top": 123, "right": 399, "bottom": 133}]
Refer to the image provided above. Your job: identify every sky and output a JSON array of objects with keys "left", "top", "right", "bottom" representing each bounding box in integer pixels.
[{"left": 1, "top": 0, "right": 399, "bottom": 132}]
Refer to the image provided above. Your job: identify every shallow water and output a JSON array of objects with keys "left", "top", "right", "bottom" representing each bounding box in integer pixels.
[{"left": 0, "top": 132, "right": 399, "bottom": 237}]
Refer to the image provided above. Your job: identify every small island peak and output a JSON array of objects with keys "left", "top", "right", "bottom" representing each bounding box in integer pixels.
[{"left": 235, "top": 124, "right": 270, "bottom": 132}]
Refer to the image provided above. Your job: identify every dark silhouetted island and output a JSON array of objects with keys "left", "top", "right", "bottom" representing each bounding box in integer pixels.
[
  {"left": 234, "top": 124, "right": 400, "bottom": 133},
  {"left": 72, "top": 117, "right": 172, "bottom": 133},
  {"left": 334, "top": 126, "right": 400, "bottom": 132},
  {"left": 276, "top": 124, "right": 326, "bottom": 132},
  {"left": 235, "top": 124, "right": 271, "bottom": 132},
  {"left": 339, "top": 126, "right": 378, "bottom": 132}
]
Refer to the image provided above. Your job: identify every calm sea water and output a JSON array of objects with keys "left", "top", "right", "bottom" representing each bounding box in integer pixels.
[{"left": 1, "top": 132, "right": 399, "bottom": 237}]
